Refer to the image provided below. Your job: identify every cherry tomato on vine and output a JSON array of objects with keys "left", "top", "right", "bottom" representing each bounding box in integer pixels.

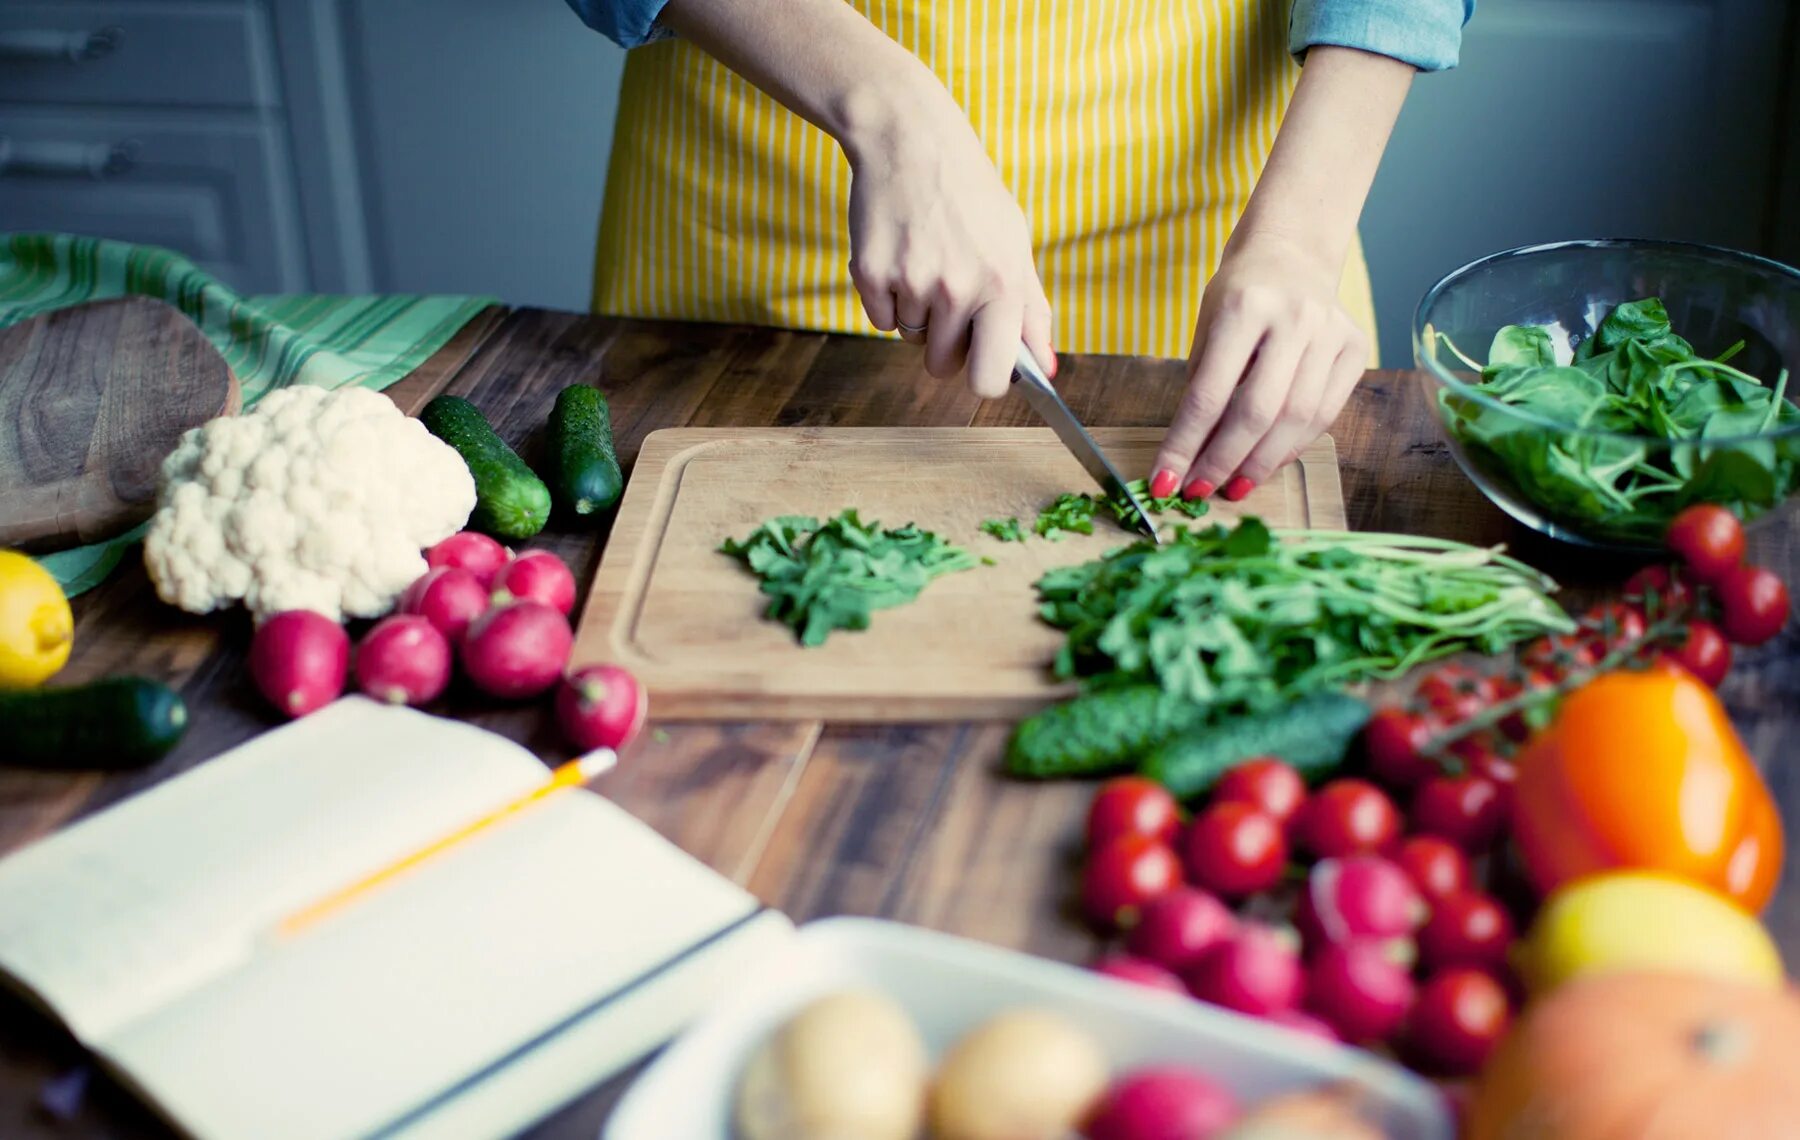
[
  {"left": 1417, "top": 664, "right": 1496, "bottom": 725},
  {"left": 1295, "top": 780, "right": 1402, "bottom": 859},
  {"left": 1579, "top": 601, "right": 1647, "bottom": 659},
  {"left": 1622, "top": 564, "right": 1693, "bottom": 618},
  {"left": 1411, "top": 775, "right": 1506, "bottom": 851},
  {"left": 1489, "top": 669, "right": 1555, "bottom": 743},
  {"left": 1666, "top": 504, "right": 1745, "bottom": 585},
  {"left": 1183, "top": 803, "right": 1287, "bottom": 898},
  {"left": 1715, "top": 564, "right": 1790, "bottom": 647},
  {"left": 1086, "top": 776, "right": 1182, "bottom": 850},
  {"left": 1660, "top": 618, "right": 1732, "bottom": 687},
  {"left": 1364, "top": 707, "right": 1441, "bottom": 790},
  {"left": 1520, "top": 634, "right": 1598, "bottom": 681},
  {"left": 1213, "top": 757, "right": 1307, "bottom": 826},
  {"left": 1083, "top": 834, "right": 1183, "bottom": 929},
  {"left": 1418, "top": 891, "right": 1515, "bottom": 972}
]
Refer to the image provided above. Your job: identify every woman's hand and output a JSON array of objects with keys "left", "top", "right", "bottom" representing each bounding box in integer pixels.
[
  {"left": 842, "top": 98, "right": 1056, "bottom": 397},
  {"left": 1149, "top": 231, "right": 1368, "bottom": 501}
]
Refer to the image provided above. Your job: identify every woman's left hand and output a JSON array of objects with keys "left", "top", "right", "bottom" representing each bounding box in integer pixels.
[{"left": 1148, "top": 231, "right": 1369, "bottom": 502}]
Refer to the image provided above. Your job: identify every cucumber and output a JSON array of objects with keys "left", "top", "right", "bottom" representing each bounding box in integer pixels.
[
  {"left": 0, "top": 677, "right": 188, "bottom": 770},
  {"left": 1006, "top": 685, "right": 1212, "bottom": 779},
  {"left": 545, "top": 384, "right": 624, "bottom": 518},
  {"left": 1139, "top": 691, "right": 1371, "bottom": 799},
  {"left": 420, "top": 395, "right": 551, "bottom": 540}
]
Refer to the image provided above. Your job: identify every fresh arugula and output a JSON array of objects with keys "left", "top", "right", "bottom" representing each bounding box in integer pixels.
[
  {"left": 980, "top": 517, "right": 1027, "bottom": 543},
  {"left": 1439, "top": 298, "right": 1800, "bottom": 542},
  {"left": 720, "top": 510, "right": 980, "bottom": 646}
]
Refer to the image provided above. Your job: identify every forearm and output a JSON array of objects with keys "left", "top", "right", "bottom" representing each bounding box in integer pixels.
[
  {"left": 658, "top": 0, "right": 958, "bottom": 161},
  {"left": 1231, "top": 46, "right": 1414, "bottom": 273}
]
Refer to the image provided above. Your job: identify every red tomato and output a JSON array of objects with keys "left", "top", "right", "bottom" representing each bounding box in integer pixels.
[
  {"left": 1489, "top": 670, "right": 1555, "bottom": 743},
  {"left": 1662, "top": 619, "right": 1732, "bottom": 687},
  {"left": 1715, "top": 564, "right": 1790, "bottom": 647},
  {"left": 1405, "top": 968, "right": 1512, "bottom": 1076},
  {"left": 1213, "top": 757, "right": 1307, "bottom": 826},
  {"left": 1410, "top": 776, "right": 1507, "bottom": 852},
  {"left": 1363, "top": 707, "right": 1441, "bottom": 790},
  {"left": 1294, "top": 780, "right": 1402, "bottom": 859},
  {"left": 1520, "top": 634, "right": 1598, "bottom": 681},
  {"left": 1083, "top": 835, "right": 1184, "bottom": 929},
  {"left": 1623, "top": 564, "right": 1694, "bottom": 618},
  {"left": 1579, "top": 601, "right": 1647, "bottom": 659},
  {"left": 1183, "top": 803, "right": 1287, "bottom": 899},
  {"left": 1666, "top": 504, "right": 1745, "bottom": 584},
  {"left": 1418, "top": 891, "right": 1515, "bottom": 972},
  {"left": 1393, "top": 836, "right": 1472, "bottom": 902},
  {"left": 1417, "top": 665, "right": 1496, "bottom": 725},
  {"left": 1087, "top": 777, "right": 1182, "bottom": 850}
]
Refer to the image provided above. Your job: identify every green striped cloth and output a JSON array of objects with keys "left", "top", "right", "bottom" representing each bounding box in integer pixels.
[{"left": 1, "top": 233, "right": 495, "bottom": 595}]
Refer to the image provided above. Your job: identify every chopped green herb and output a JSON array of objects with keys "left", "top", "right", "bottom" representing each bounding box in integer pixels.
[
  {"left": 720, "top": 510, "right": 980, "bottom": 646},
  {"left": 1028, "top": 479, "right": 1210, "bottom": 540},
  {"left": 980, "top": 517, "right": 1027, "bottom": 543},
  {"left": 651, "top": 728, "right": 671, "bottom": 744}
]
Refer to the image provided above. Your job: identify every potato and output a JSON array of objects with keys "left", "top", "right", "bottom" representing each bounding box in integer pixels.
[
  {"left": 928, "top": 1008, "right": 1109, "bottom": 1140},
  {"left": 735, "top": 989, "right": 929, "bottom": 1140}
]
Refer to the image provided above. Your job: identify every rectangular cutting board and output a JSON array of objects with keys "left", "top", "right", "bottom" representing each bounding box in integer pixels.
[{"left": 571, "top": 428, "right": 1346, "bottom": 721}]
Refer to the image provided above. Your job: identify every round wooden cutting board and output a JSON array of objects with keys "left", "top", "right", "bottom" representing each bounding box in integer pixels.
[{"left": 0, "top": 296, "right": 240, "bottom": 552}]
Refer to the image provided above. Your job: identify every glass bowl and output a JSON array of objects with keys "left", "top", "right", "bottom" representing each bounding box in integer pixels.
[{"left": 1413, "top": 238, "right": 1800, "bottom": 550}]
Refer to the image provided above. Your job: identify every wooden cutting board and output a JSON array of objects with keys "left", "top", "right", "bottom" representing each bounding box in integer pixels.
[
  {"left": 0, "top": 297, "right": 239, "bottom": 552},
  {"left": 572, "top": 427, "right": 1346, "bottom": 721}
]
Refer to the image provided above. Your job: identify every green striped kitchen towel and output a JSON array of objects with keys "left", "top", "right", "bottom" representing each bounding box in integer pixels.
[{"left": 0, "top": 233, "right": 497, "bottom": 595}]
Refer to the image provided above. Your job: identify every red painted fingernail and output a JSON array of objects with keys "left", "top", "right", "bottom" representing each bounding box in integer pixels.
[
  {"left": 1149, "top": 469, "right": 1179, "bottom": 499},
  {"left": 1224, "top": 476, "right": 1255, "bottom": 502},
  {"left": 1181, "top": 479, "right": 1216, "bottom": 501}
]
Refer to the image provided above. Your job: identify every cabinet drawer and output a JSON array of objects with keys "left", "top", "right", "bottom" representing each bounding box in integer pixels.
[
  {"left": 0, "top": 108, "right": 304, "bottom": 292},
  {"left": 0, "top": 3, "right": 275, "bottom": 109}
]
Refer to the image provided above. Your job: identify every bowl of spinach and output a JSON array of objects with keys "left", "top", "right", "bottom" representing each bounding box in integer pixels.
[{"left": 1415, "top": 238, "right": 1800, "bottom": 549}]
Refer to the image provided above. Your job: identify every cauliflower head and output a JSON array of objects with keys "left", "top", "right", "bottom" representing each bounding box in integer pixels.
[{"left": 143, "top": 385, "right": 477, "bottom": 621}]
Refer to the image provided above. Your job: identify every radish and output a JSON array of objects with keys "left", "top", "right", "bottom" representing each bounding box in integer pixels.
[
  {"left": 354, "top": 615, "right": 452, "bottom": 706},
  {"left": 460, "top": 600, "right": 572, "bottom": 699},
  {"left": 399, "top": 567, "right": 490, "bottom": 641},
  {"left": 1296, "top": 855, "right": 1427, "bottom": 947},
  {"left": 1125, "top": 888, "right": 1238, "bottom": 972},
  {"left": 555, "top": 664, "right": 647, "bottom": 751},
  {"left": 1183, "top": 923, "right": 1302, "bottom": 1017},
  {"left": 1092, "top": 954, "right": 1188, "bottom": 997},
  {"left": 492, "top": 550, "right": 577, "bottom": 616},
  {"left": 1263, "top": 1008, "right": 1340, "bottom": 1044},
  {"left": 425, "top": 531, "right": 511, "bottom": 588},
  {"left": 250, "top": 610, "right": 349, "bottom": 718},
  {"left": 1304, "top": 939, "right": 1417, "bottom": 1044},
  {"left": 1084, "top": 1066, "right": 1240, "bottom": 1140}
]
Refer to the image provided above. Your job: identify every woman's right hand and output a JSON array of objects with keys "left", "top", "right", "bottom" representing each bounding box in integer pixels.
[{"left": 841, "top": 98, "right": 1056, "bottom": 397}]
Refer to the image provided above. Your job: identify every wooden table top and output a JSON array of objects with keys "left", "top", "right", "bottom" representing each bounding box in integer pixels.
[{"left": 3, "top": 308, "right": 1795, "bottom": 1138}]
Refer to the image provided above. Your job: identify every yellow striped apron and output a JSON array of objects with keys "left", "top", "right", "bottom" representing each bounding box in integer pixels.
[{"left": 593, "top": 0, "right": 1378, "bottom": 361}]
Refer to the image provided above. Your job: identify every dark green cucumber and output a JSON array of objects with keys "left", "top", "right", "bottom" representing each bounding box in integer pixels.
[
  {"left": 1006, "top": 685, "right": 1212, "bottom": 779},
  {"left": 420, "top": 395, "right": 551, "bottom": 539},
  {"left": 1139, "top": 691, "right": 1371, "bottom": 799},
  {"left": 0, "top": 677, "right": 187, "bottom": 770},
  {"left": 545, "top": 384, "right": 624, "bottom": 517}
]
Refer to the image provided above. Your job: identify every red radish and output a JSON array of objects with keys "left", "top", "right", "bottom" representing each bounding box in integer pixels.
[
  {"left": 1404, "top": 968, "right": 1511, "bottom": 1076},
  {"left": 1183, "top": 923, "right": 1302, "bottom": 1017},
  {"left": 1305, "top": 939, "right": 1417, "bottom": 1044},
  {"left": 492, "top": 549, "right": 577, "bottom": 616},
  {"left": 1393, "top": 836, "right": 1472, "bottom": 903},
  {"left": 556, "top": 664, "right": 647, "bottom": 752},
  {"left": 1293, "top": 779, "right": 1401, "bottom": 858},
  {"left": 1088, "top": 777, "right": 1183, "bottom": 849},
  {"left": 1125, "top": 888, "right": 1238, "bottom": 972},
  {"left": 1093, "top": 954, "right": 1188, "bottom": 997},
  {"left": 1418, "top": 891, "right": 1515, "bottom": 972},
  {"left": 425, "top": 531, "right": 511, "bottom": 588},
  {"left": 460, "top": 600, "right": 573, "bottom": 699},
  {"left": 250, "top": 610, "right": 349, "bottom": 718},
  {"left": 1183, "top": 803, "right": 1286, "bottom": 898},
  {"left": 354, "top": 615, "right": 451, "bottom": 706},
  {"left": 1264, "top": 1008, "right": 1340, "bottom": 1043},
  {"left": 1083, "top": 1067, "right": 1240, "bottom": 1140},
  {"left": 1212, "top": 757, "right": 1307, "bottom": 826},
  {"left": 1297, "top": 855, "right": 1426, "bottom": 947},
  {"left": 399, "top": 567, "right": 489, "bottom": 641},
  {"left": 1084, "top": 835, "right": 1184, "bottom": 930}
]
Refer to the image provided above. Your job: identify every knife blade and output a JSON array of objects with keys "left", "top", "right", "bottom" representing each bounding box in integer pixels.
[{"left": 1011, "top": 343, "right": 1161, "bottom": 543}]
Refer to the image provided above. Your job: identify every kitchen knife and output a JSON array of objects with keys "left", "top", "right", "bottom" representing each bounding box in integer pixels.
[{"left": 1011, "top": 343, "right": 1161, "bottom": 543}]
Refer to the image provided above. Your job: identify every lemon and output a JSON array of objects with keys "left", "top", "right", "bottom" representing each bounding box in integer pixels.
[
  {"left": 0, "top": 550, "right": 72, "bottom": 687},
  {"left": 1517, "top": 870, "right": 1783, "bottom": 994}
]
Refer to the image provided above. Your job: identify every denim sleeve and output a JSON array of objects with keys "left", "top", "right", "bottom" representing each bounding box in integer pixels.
[
  {"left": 562, "top": 0, "right": 672, "bottom": 49},
  {"left": 1290, "top": 0, "right": 1476, "bottom": 72}
]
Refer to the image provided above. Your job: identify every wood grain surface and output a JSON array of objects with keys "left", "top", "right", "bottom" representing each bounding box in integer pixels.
[
  {"left": 572, "top": 426, "right": 1343, "bottom": 719},
  {"left": 1, "top": 311, "right": 1795, "bottom": 1140},
  {"left": 0, "top": 298, "right": 240, "bottom": 552}
]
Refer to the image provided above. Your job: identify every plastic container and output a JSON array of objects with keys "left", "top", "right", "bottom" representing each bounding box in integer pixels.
[{"left": 604, "top": 917, "right": 1454, "bottom": 1140}]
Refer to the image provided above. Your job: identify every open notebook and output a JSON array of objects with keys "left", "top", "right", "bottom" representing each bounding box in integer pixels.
[{"left": 0, "top": 698, "right": 796, "bottom": 1140}]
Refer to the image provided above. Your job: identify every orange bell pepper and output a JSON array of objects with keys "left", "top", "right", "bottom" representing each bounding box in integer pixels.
[{"left": 1513, "top": 662, "right": 1783, "bottom": 912}]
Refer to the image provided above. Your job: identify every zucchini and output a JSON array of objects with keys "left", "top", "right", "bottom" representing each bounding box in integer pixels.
[
  {"left": 0, "top": 677, "right": 188, "bottom": 770},
  {"left": 1006, "top": 685, "right": 1212, "bottom": 779},
  {"left": 420, "top": 395, "right": 551, "bottom": 540},
  {"left": 545, "top": 384, "right": 624, "bottom": 518},
  {"left": 1138, "top": 691, "right": 1371, "bottom": 799}
]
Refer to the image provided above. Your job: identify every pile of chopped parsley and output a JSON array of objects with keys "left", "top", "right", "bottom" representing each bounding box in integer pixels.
[{"left": 982, "top": 478, "right": 1211, "bottom": 543}]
